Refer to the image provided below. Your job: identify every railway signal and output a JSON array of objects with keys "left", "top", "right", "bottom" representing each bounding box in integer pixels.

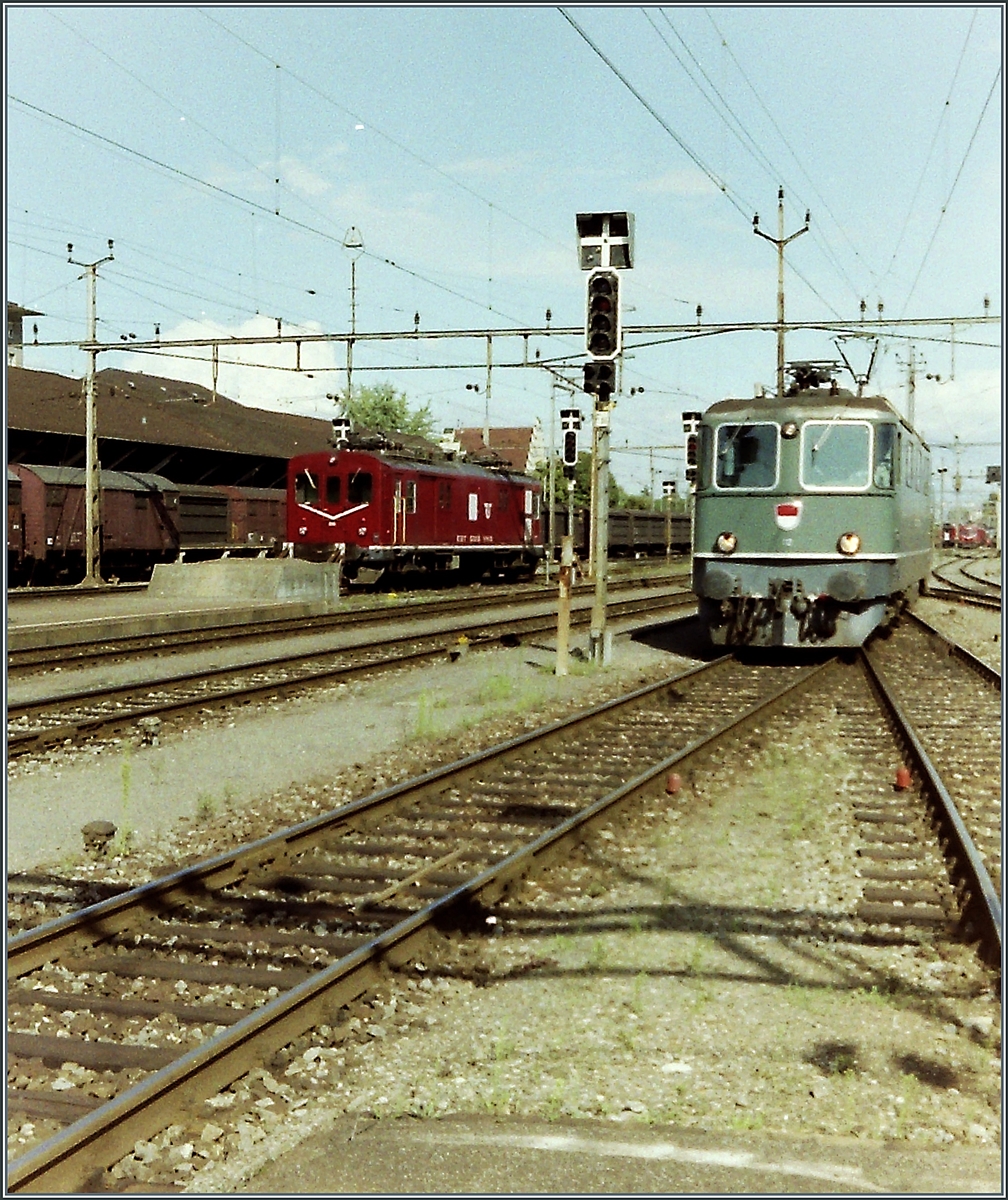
[
  {"left": 682, "top": 411, "right": 702, "bottom": 484},
  {"left": 582, "top": 360, "right": 615, "bottom": 395},
  {"left": 585, "top": 269, "right": 620, "bottom": 360},
  {"left": 575, "top": 211, "right": 634, "bottom": 669},
  {"left": 560, "top": 407, "right": 582, "bottom": 479}
]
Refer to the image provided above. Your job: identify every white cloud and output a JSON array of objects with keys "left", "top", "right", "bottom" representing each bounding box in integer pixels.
[
  {"left": 634, "top": 168, "right": 722, "bottom": 198},
  {"left": 119, "top": 315, "right": 343, "bottom": 418}
]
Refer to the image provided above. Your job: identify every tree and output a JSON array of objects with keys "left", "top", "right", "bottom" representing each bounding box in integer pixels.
[{"left": 342, "top": 381, "right": 434, "bottom": 439}]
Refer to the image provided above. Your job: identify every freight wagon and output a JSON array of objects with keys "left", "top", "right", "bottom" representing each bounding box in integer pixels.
[{"left": 7, "top": 465, "right": 287, "bottom": 584}]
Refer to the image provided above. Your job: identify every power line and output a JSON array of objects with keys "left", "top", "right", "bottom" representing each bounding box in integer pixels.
[
  {"left": 703, "top": 7, "right": 873, "bottom": 296},
  {"left": 8, "top": 95, "right": 546, "bottom": 331},
  {"left": 900, "top": 64, "right": 1002, "bottom": 316},
  {"left": 558, "top": 7, "right": 748, "bottom": 218},
  {"left": 558, "top": 11, "right": 844, "bottom": 320},
  {"left": 879, "top": 8, "right": 977, "bottom": 293}
]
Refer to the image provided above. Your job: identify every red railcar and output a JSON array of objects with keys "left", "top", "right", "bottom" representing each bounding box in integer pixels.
[
  {"left": 954, "top": 524, "right": 991, "bottom": 549},
  {"left": 287, "top": 442, "right": 543, "bottom": 583}
]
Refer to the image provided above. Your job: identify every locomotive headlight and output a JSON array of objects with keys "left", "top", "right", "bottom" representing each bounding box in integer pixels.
[
  {"left": 715, "top": 531, "right": 738, "bottom": 554},
  {"left": 838, "top": 531, "right": 861, "bottom": 555},
  {"left": 781, "top": 421, "right": 798, "bottom": 439}
]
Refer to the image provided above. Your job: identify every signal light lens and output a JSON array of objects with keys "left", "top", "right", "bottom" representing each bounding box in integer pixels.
[
  {"left": 586, "top": 269, "right": 620, "bottom": 360},
  {"left": 715, "top": 531, "right": 738, "bottom": 554},
  {"left": 838, "top": 531, "right": 861, "bottom": 555}
]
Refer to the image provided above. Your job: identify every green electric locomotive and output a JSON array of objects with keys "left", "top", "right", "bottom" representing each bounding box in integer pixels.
[{"left": 692, "top": 364, "right": 932, "bottom": 647}]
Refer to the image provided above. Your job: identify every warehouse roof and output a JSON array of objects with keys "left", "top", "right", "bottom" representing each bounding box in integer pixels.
[{"left": 5, "top": 365, "right": 334, "bottom": 458}]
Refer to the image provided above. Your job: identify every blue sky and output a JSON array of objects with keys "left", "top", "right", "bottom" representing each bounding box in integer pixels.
[{"left": 5, "top": 4, "right": 1003, "bottom": 509}]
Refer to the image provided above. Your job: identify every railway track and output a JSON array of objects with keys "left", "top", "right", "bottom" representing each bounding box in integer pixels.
[
  {"left": 7, "top": 570, "right": 691, "bottom": 673},
  {"left": 7, "top": 623, "right": 1000, "bottom": 1192},
  {"left": 6, "top": 586, "right": 696, "bottom": 760},
  {"left": 864, "top": 612, "right": 1002, "bottom": 916},
  {"left": 930, "top": 554, "right": 1001, "bottom": 609}
]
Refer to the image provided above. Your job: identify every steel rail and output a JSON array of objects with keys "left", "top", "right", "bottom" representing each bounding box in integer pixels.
[
  {"left": 6, "top": 592, "right": 698, "bottom": 756},
  {"left": 906, "top": 610, "right": 1002, "bottom": 687},
  {"left": 7, "top": 655, "right": 832, "bottom": 1192},
  {"left": 925, "top": 585, "right": 1000, "bottom": 611},
  {"left": 7, "top": 570, "right": 692, "bottom": 668},
  {"left": 860, "top": 649, "right": 1002, "bottom": 963},
  {"left": 931, "top": 559, "right": 1001, "bottom": 600}
]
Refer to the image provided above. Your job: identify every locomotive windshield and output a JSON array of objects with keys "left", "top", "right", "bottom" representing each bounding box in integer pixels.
[
  {"left": 801, "top": 421, "right": 871, "bottom": 489},
  {"left": 715, "top": 423, "right": 777, "bottom": 489},
  {"left": 294, "top": 470, "right": 318, "bottom": 504}
]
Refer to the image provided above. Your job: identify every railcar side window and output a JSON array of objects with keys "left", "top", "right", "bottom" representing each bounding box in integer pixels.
[
  {"left": 325, "top": 476, "right": 341, "bottom": 506},
  {"left": 873, "top": 425, "right": 895, "bottom": 489},
  {"left": 348, "top": 471, "right": 372, "bottom": 504},
  {"left": 295, "top": 471, "right": 318, "bottom": 504},
  {"left": 405, "top": 480, "right": 417, "bottom": 514},
  {"left": 715, "top": 423, "right": 777, "bottom": 489},
  {"left": 801, "top": 421, "right": 870, "bottom": 489}
]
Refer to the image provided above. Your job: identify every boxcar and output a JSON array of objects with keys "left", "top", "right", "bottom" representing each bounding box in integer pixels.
[
  {"left": 288, "top": 444, "right": 543, "bottom": 583},
  {"left": 8, "top": 467, "right": 24, "bottom": 582},
  {"left": 692, "top": 379, "right": 933, "bottom": 647},
  {"left": 218, "top": 485, "right": 287, "bottom": 549},
  {"left": 11, "top": 464, "right": 182, "bottom": 582}
]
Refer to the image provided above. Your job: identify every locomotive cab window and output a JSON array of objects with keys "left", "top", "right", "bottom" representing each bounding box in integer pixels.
[
  {"left": 801, "top": 421, "right": 871, "bottom": 490},
  {"left": 873, "top": 424, "right": 895, "bottom": 489},
  {"left": 715, "top": 423, "right": 777, "bottom": 489},
  {"left": 348, "top": 471, "right": 372, "bottom": 505},
  {"left": 325, "top": 476, "right": 341, "bottom": 506},
  {"left": 295, "top": 471, "right": 318, "bottom": 504}
]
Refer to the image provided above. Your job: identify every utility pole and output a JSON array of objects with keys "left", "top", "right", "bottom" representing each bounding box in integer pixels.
[
  {"left": 936, "top": 467, "right": 948, "bottom": 533},
  {"left": 589, "top": 385, "right": 613, "bottom": 662},
  {"left": 342, "top": 227, "right": 364, "bottom": 406},
  {"left": 753, "top": 188, "right": 809, "bottom": 398},
  {"left": 546, "top": 381, "right": 555, "bottom": 584},
  {"left": 906, "top": 344, "right": 916, "bottom": 427},
  {"left": 68, "top": 239, "right": 114, "bottom": 585},
  {"left": 484, "top": 335, "right": 492, "bottom": 447}
]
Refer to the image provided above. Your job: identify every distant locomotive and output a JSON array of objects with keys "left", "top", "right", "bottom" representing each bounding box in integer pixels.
[
  {"left": 7, "top": 464, "right": 286, "bottom": 585},
  {"left": 287, "top": 434, "right": 543, "bottom": 584},
  {"left": 949, "top": 523, "right": 993, "bottom": 550},
  {"left": 692, "top": 364, "right": 933, "bottom": 647}
]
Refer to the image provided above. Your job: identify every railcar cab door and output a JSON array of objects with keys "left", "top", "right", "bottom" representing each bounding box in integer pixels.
[{"left": 392, "top": 474, "right": 417, "bottom": 545}]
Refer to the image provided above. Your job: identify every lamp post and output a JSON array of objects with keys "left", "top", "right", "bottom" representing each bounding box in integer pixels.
[
  {"left": 936, "top": 467, "right": 948, "bottom": 538},
  {"left": 342, "top": 226, "right": 364, "bottom": 404}
]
